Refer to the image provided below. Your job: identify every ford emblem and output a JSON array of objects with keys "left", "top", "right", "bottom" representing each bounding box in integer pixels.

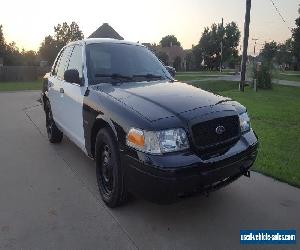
[{"left": 216, "top": 125, "right": 226, "bottom": 135}]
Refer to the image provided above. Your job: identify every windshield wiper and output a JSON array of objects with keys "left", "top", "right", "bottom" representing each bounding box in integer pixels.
[
  {"left": 95, "top": 73, "right": 133, "bottom": 81},
  {"left": 132, "top": 74, "right": 164, "bottom": 80}
]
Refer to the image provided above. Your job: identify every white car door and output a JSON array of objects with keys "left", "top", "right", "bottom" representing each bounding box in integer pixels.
[
  {"left": 60, "top": 44, "right": 87, "bottom": 152},
  {"left": 48, "top": 46, "right": 73, "bottom": 128},
  {"left": 47, "top": 49, "right": 63, "bottom": 126}
]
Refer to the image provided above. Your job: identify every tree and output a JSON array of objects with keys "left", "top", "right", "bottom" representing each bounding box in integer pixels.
[
  {"left": 4, "top": 41, "right": 23, "bottom": 65},
  {"left": 260, "top": 41, "right": 278, "bottom": 63},
  {"left": 39, "top": 35, "right": 61, "bottom": 65},
  {"left": 275, "top": 39, "right": 293, "bottom": 68},
  {"left": 54, "top": 22, "right": 84, "bottom": 46},
  {"left": 173, "top": 56, "right": 182, "bottom": 71},
  {"left": 292, "top": 9, "right": 300, "bottom": 69},
  {"left": 0, "top": 25, "right": 5, "bottom": 58},
  {"left": 156, "top": 51, "right": 169, "bottom": 65},
  {"left": 198, "top": 25, "right": 220, "bottom": 70},
  {"left": 257, "top": 39, "right": 293, "bottom": 69},
  {"left": 223, "top": 22, "right": 241, "bottom": 68},
  {"left": 196, "top": 22, "right": 240, "bottom": 70},
  {"left": 160, "top": 35, "right": 181, "bottom": 47},
  {"left": 39, "top": 21, "right": 84, "bottom": 64},
  {"left": 0, "top": 24, "right": 38, "bottom": 66},
  {"left": 0, "top": 25, "right": 22, "bottom": 65},
  {"left": 190, "top": 45, "right": 203, "bottom": 70},
  {"left": 21, "top": 49, "right": 38, "bottom": 66},
  {"left": 185, "top": 50, "right": 194, "bottom": 71}
]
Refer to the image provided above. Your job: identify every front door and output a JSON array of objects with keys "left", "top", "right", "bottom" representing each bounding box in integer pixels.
[
  {"left": 60, "top": 44, "right": 86, "bottom": 151},
  {"left": 48, "top": 46, "right": 73, "bottom": 128}
]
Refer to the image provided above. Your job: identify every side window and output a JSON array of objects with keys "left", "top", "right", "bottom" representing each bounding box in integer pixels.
[
  {"left": 56, "top": 46, "right": 73, "bottom": 79},
  {"left": 67, "top": 45, "right": 83, "bottom": 80}
]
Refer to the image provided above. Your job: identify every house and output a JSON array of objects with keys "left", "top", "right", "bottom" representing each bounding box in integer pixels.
[
  {"left": 88, "top": 23, "right": 124, "bottom": 40},
  {"left": 160, "top": 45, "right": 186, "bottom": 71},
  {"left": 142, "top": 43, "right": 186, "bottom": 71}
]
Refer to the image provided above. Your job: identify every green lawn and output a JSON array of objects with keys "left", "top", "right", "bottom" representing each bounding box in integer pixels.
[
  {"left": 176, "top": 71, "right": 235, "bottom": 81},
  {"left": 0, "top": 81, "right": 42, "bottom": 92},
  {"left": 277, "top": 73, "right": 300, "bottom": 82},
  {"left": 176, "top": 75, "right": 218, "bottom": 81},
  {"left": 177, "top": 70, "right": 235, "bottom": 75},
  {"left": 283, "top": 70, "right": 300, "bottom": 74},
  {"left": 223, "top": 86, "right": 300, "bottom": 187}
]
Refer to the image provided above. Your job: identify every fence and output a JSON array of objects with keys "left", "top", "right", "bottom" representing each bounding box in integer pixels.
[{"left": 0, "top": 66, "right": 51, "bottom": 82}]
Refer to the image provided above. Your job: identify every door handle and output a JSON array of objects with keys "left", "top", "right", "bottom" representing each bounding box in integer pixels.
[{"left": 60, "top": 88, "right": 64, "bottom": 94}]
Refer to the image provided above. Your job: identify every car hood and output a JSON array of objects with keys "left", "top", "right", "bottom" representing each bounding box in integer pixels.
[{"left": 92, "top": 80, "right": 234, "bottom": 122}]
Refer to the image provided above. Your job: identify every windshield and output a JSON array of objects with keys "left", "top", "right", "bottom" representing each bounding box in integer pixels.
[{"left": 86, "top": 43, "right": 172, "bottom": 85}]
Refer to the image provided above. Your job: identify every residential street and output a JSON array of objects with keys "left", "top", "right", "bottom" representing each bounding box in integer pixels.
[{"left": 0, "top": 91, "right": 299, "bottom": 249}]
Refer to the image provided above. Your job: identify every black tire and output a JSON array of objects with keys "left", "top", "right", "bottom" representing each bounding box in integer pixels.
[
  {"left": 45, "top": 100, "right": 63, "bottom": 143},
  {"left": 95, "top": 127, "right": 127, "bottom": 208}
]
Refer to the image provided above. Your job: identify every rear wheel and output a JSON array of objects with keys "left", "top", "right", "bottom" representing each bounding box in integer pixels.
[
  {"left": 45, "top": 100, "right": 63, "bottom": 143},
  {"left": 95, "top": 127, "right": 127, "bottom": 207}
]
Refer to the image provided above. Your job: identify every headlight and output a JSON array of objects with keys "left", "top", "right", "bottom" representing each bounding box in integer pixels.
[
  {"left": 239, "top": 112, "right": 251, "bottom": 133},
  {"left": 126, "top": 128, "right": 189, "bottom": 154}
]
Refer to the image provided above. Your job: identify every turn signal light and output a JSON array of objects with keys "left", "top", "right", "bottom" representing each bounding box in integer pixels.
[{"left": 127, "top": 128, "right": 145, "bottom": 149}]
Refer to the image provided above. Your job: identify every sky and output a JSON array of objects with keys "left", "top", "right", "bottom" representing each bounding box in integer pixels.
[{"left": 0, "top": 0, "right": 299, "bottom": 55}]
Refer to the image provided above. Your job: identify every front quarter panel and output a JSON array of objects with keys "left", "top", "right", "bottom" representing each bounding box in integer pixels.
[
  {"left": 83, "top": 87, "right": 153, "bottom": 156},
  {"left": 226, "top": 100, "right": 247, "bottom": 114}
]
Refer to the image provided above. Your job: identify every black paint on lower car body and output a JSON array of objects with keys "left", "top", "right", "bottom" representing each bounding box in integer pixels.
[{"left": 81, "top": 80, "right": 258, "bottom": 203}]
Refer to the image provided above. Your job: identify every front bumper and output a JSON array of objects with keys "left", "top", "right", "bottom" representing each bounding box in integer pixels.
[{"left": 121, "top": 130, "right": 258, "bottom": 203}]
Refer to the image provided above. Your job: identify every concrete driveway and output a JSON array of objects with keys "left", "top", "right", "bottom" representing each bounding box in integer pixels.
[{"left": 0, "top": 91, "right": 299, "bottom": 249}]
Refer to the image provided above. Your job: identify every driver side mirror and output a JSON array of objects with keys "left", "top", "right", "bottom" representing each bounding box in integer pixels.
[
  {"left": 64, "top": 69, "right": 82, "bottom": 85},
  {"left": 165, "top": 66, "right": 176, "bottom": 77}
]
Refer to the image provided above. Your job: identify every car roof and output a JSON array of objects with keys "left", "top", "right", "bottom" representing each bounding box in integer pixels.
[{"left": 68, "top": 38, "right": 143, "bottom": 47}]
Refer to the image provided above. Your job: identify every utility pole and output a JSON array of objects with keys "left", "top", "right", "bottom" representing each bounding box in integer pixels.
[
  {"left": 240, "top": 0, "right": 251, "bottom": 92},
  {"left": 252, "top": 38, "right": 258, "bottom": 55},
  {"left": 220, "top": 18, "right": 224, "bottom": 73}
]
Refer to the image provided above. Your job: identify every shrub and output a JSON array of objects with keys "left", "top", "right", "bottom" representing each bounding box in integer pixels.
[{"left": 253, "top": 62, "right": 273, "bottom": 89}]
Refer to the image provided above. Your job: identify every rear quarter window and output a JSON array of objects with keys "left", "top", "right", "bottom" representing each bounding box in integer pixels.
[
  {"left": 67, "top": 45, "right": 84, "bottom": 79},
  {"left": 56, "top": 46, "right": 73, "bottom": 79}
]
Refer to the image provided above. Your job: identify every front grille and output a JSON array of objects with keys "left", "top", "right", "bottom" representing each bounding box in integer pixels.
[{"left": 191, "top": 115, "right": 240, "bottom": 154}]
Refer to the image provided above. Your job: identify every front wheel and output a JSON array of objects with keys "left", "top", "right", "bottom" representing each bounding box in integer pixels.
[
  {"left": 95, "top": 127, "right": 127, "bottom": 208},
  {"left": 45, "top": 100, "right": 63, "bottom": 143}
]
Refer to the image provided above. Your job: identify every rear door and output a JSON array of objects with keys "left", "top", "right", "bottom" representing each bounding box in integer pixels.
[{"left": 60, "top": 44, "right": 87, "bottom": 151}]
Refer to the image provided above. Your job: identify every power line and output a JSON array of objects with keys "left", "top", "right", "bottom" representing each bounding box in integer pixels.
[{"left": 269, "top": 0, "right": 292, "bottom": 32}]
